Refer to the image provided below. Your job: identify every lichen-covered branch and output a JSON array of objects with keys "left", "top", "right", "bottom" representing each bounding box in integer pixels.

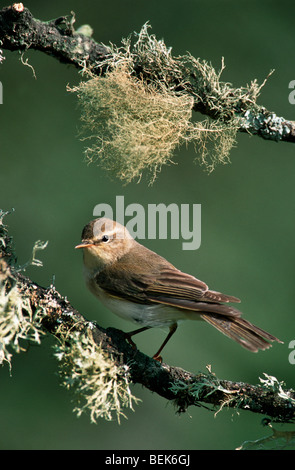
[
  {"left": 0, "top": 210, "right": 294, "bottom": 424},
  {"left": 1, "top": 3, "right": 295, "bottom": 146},
  {"left": 0, "top": 4, "right": 109, "bottom": 70}
]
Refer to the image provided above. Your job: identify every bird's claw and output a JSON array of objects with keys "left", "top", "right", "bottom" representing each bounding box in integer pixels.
[{"left": 152, "top": 354, "right": 163, "bottom": 363}]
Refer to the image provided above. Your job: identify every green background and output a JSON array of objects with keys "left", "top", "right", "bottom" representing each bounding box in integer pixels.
[{"left": 1, "top": 0, "right": 295, "bottom": 450}]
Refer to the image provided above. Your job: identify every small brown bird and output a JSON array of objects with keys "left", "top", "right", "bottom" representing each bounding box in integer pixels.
[{"left": 76, "top": 217, "right": 282, "bottom": 361}]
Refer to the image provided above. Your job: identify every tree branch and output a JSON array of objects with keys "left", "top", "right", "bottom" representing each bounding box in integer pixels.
[
  {"left": 0, "top": 211, "right": 294, "bottom": 424},
  {"left": 0, "top": 4, "right": 110, "bottom": 70},
  {"left": 1, "top": 3, "right": 295, "bottom": 143}
]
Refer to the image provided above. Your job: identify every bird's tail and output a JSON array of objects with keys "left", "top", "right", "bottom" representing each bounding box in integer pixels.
[{"left": 200, "top": 313, "right": 282, "bottom": 352}]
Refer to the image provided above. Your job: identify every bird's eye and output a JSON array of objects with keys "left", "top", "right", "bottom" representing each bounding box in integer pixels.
[{"left": 101, "top": 235, "right": 109, "bottom": 243}]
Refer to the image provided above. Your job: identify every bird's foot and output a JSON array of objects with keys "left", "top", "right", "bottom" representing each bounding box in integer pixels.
[{"left": 152, "top": 354, "right": 163, "bottom": 363}]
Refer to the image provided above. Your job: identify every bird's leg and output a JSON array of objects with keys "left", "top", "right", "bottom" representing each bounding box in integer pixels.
[
  {"left": 124, "top": 326, "right": 151, "bottom": 349},
  {"left": 152, "top": 323, "right": 178, "bottom": 362}
]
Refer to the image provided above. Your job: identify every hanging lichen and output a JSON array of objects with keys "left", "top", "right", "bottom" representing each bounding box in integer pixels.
[
  {"left": 69, "top": 23, "right": 265, "bottom": 183},
  {"left": 0, "top": 210, "right": 46, "bottom": 368},
  {"left": 54, "top": 325, "right": 140, "bottom": 423}
]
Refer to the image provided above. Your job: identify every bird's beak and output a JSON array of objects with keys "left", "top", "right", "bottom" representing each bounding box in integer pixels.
[{"left": 75, "top": 241, "right": 95, "bottom": 249}]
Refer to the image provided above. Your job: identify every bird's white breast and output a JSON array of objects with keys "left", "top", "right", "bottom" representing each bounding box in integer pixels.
[
  {"left": 99, "top": 288, "right": 188, "bottom": 327},
  {"left": 84, "top": 269, "right": 187, "bottom": 327},
  {"left": 83, "top": 263, "right": 206, "bottom": 328}
]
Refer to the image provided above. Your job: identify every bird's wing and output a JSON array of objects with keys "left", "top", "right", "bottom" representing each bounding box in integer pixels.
[
  {"left": 144, "top": 268, "right": 240, "bottom": 304},
  {"left": 95, "top": 245, "right": 241, "bottom": 317},
  {"left": 140, "top": 267, "right": 241, "bottom": 317}
]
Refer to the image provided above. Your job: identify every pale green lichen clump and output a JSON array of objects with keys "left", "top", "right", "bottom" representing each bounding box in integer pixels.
[
  {"left": 70, "top": 65, "right": 195, "bottom": 184},
  {"left": 70, "top": 23, "right": 264, "bottom": 183},
  {"left": 0, "top": 211, "right": 46, "bottom": 368},
  {"left": 0, "top": 274, "right": 44, "bottom": 367},
  {"left": 54, "top": 326, "right": 139, "bottom": 423},
  {"left": 259, "top": 373, "right": 295, "bottom": 405}
]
